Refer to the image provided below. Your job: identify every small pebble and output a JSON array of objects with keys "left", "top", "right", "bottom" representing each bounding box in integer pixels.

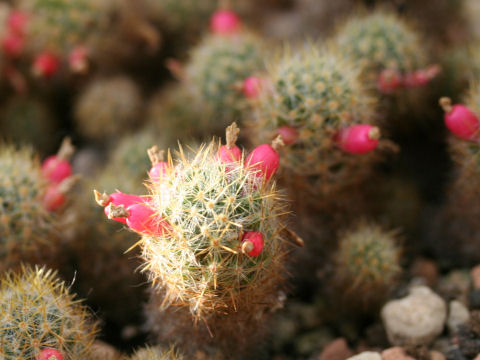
[
  {"left": 319, "top": 338, "right": 354, "bottom": 360},
  {"left": 347, "top": 352, "right": 382, "bottom": 360},
  {"left": 381, "top": 286, "right": 447, "bottom": 346},
  {"left": 448, "top": 301, "right": 470, "bottom": 333},
  {"left": 381, "top": 347, "right": 415, "bottom": 360},
  {"left": 471, "top": 265, "right": 480, "bottom": 289},
  {"left": 430, "top": 350, "right": 446, "bottom": 360}
]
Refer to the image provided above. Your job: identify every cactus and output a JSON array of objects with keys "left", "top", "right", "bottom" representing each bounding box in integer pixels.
[
  {"left": 251, "top": 45, "right": 381, "bottom": 198},
  {"left": 0, "top": 95, "right": 57, "bottom": 154},
  {"left": 185, "top": 31, "right": 264, "bottom": 130},
  {"left": 95, "top": 127, "right": 291, "bottom": 355},
  {"left": 0, "top": 265, "right": 98, "bottom": 359},
  {"left": 333, "top": 222, "right": 401, "bottom": 305},
  {"left": 74, "top": 76, "right": 143, "bottom": 141},
  {"left": 127, "top": 346, "right": 183, "bottom": 360},
  {"left": 334, "top": 11, "right": 427, "bottom": 88},
  {"left": 0, "top": 144, "right": 60, "bottom": 273}
]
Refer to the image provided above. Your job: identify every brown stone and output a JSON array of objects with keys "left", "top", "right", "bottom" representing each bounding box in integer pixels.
[
  {"left": 382, "top": 347, "right": 416, "bottom": 360},
  {"left": 319, "top": 338, "right": 354, "bottom": 360},
  {"left": 430, "top": 350, "right": 446, "bottom": 360}
]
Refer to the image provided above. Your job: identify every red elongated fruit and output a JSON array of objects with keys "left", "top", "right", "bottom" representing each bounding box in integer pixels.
[
  {"left": 68, "top": 45, "right": 89, "bottom": 73},
  {"left": 241, "top": 231, "right": 264, "bottom": 257},
  {"left": 2, "top": 33, "right": 24, "bottom": 57},
  {"left": 94, "top": 190, "right": 146, "bottom": 224},
  {"left": 32, "top": 52, "right": 60, "bottom": 78},
  {"left": 218, "top": 122, "right": 242, "bottom": 164},
  {"left": 41, "top": 138, "right": 74, "bottom": 184},
  {"left": 37, "top": 348, "right": 64, "bottom": 360},
  {"left": 377, "top": 69, "right": 402, "bottom": 93},
  {"left": 8, "top": 10, "right": 29, "bottom": 36},
  {"left": 243, "top": 76, "right": 263, "bottom": 99},
  {"left": 148, "top": 145, "right": 170, "bottom": 182},
  {"left": 404, "top": 64, "right": 441, "bottom": 88},
  {"left": 106, "top": 203, "right": 168, "bottom": 236},
  {"left": 43, "top": 184, "right": 66, "bottom": 212},
  {"left": 210, "top": 9, "right": 241, "bottom": 35},
  {"left": 439, "top": 97, "right": 480, "bottom": 140},
  {"left": 275, "top": 126, "right": 298, "bottom": 145},
  {"left": 245, "top": 136, "right": 283, "bottom": 181},
  {"left": 336, "top": 124, "right": 380, "bottom": 154}
]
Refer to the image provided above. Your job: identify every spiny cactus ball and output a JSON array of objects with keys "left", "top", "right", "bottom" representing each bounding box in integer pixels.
[
  {"left": 20, "top": 0, "right": 104, "bottom": 54},
  {"left": 0, "top": 96, "right": 57, "bottom": 154},
  {"left": 74, "top": 76, "right": 142, "bottom": 141},
  {"left": 140, "top": 141, "right": 288, "bottom": 321},
  {"left": 186, "top": 32, "right": 264, "bottom": 128},
  {"left": 128, "top": 346, "right": 183, "bottom": 360},
  {"left": 0, "top": 145, "right": 59, "bottom": 272},
  {"left": 335, "top": 11, "right": 426, "bottom": 85},
  {"left": 334, "top": 222, "right": 401, "bottom": 300},
  {"left": 252, "top": 45, "right": 379, "bottom": 194},
  {"left": 0, "top": 266, "right": 98, "bottom": 359}
]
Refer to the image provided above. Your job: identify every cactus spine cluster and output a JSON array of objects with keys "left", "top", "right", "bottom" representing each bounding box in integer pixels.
[
  {"left": 251, "top": 45, "right": 380, "bottom": 196},
  {"left": 0, "top": 265, "right": 98, "bottom": 359},
  {"left": 74, "top": 76, "right": 143, "bottom": 141},
  {"left": 186, "top": 31, "right": 264, "bottom": 129},
  {"left": 333, "top": 222, "right": 401, "bottom": 304}
]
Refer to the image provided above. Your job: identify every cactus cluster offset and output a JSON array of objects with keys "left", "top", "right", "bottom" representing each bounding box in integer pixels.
[
  {"left": 128, "top": 346, "right": 184, "bottom": 360},
  {"left": 252, "top": 45, "right": 379, "bottom": 194},
  {"left": 142, "top": 142, "right": 287, "bottom": 321},
  {"left": 74, "top": 76, "right": 142, "bottom": 141},
  {"left": 335, "top": 11, "right": 426, "bottom": 86},
  {"left": 334, "top": 222, "right": 401, "bottom": 301},
  {"left": 186, "top": 32, "right": 264, "bottom": 128},
  {"left": 0, "top": 145, "right": 57, "bottom": 272},
  {"left": 0, "top": 266, "right": 98, "bottom": 359}
]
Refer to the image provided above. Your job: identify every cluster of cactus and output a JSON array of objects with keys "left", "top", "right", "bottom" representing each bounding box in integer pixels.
[
  {"left": 0, "top": 265, "right": 98, "bottom": 359},
  {"left": 333, "top": 222, "right": 401, "bottom": 305},
  {"left": 127, "top": 346, "right": 183, "bottom": 360},
  {"left": 185, "top": 22, "right": 264, "bottom": 129},
  {"left": 334, "top": 11, "right": 430, "bottom": 93},
  {"left": 251, "top": 44, "right": 382, "bottom": 197},
  {"left": 74, "top": 76, "right": 143, "bottom": 141},
  {"left": 0, "top": 95, "right": 57, "bottom": 154}
]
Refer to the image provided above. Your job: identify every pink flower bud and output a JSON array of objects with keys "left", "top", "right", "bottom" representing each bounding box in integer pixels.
[
  {"left": 243, "top": 76, "right": 263, "bottom": 98},
  {"left": 377, "top": 69, "right": 402, "bottom": 93},
  {"left": 2, "top": 32, "right": 24, "bottom": 57},
  {"left": 218, "top": 145, "right": 242, "bottom": 163},
  {"left": 275, "top": 126, "right": 298, "bottom": 145},
  {"left": 210, "top": 10, "right": 241, "bottom": 35},
  {"left": 95, "top": 191, "right": 146, "bottom": 224},
  {"left": 32, "top": 52, "right": 60, "bottom": 78},
  {"left": 68, "top": 45, "right": 88, "bottom": 73},
  {"left": 37, "top": 348, "right": 64, "bottom": 360},
  {"left": 241, "top": 231, "right": 264, "bottom": 257},
  {"left": 245, "top": 143, "right": 280, "bottom": 181},
  {"left": 42, "top": 156, "right": 72, "bottom": 184},
  {"left": 149, "top": 162, "right": 170, "bottom": 182},
  {"left": 43, "top": 184, "right": 66, "bottom": 212},
  {"left": 8, "top": 11, "right": 29, "bottom": 36},
  {"left": 336, "top": 124, "right": 380, "bottom": 154},
  {"left": 440, "top": 97, "right": 480, "bottom": 140},
  {"left": 125, "top": 203, "right": 168, "bottom": 236}
]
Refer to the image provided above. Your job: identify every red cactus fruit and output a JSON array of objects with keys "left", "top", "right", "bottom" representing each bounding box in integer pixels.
[
  {"left": 32, "top": 52, "right": 60, "bottom": 78},
  {"left": 43, "top": 184, "right": 66, "bottom": 212},
  {"left": 42, "top": 138, "right": 74, "bottom": 184},
  {"left": 68, "top": 45, "right": 89, "bottom": 73},
  {"left": 241, "top": 231, "right": 264, "bottom": 257},
  {"left": 245, "top": 136, "right": 283, "bottom": 181},
  {"left": 106, "top": 203, "right": 168, "bottom": 236},
  {"left": 148, "top": 145, "right": 170, "bottom": 182},
  {"left": 210, "top": 9, "right": 241, "bottom": 35},
  {"left": 377, "top": 69, "right": 402, "bottom": 93},
  {"left": 404, "top": 64, "right": 441, "bottom": 87},
  {"left": 336, "top": 124, "right": 381, "bottom": 154},
  {"left": 439, "top": 97, "right": 480, "bottom": 140},
  {"left": 243, "top": 76, "right": 263, "bottom": 99},
  {"left": 2, "top": 32, "right": 24, "bottom": 57},
  {"left": 94, "top": 190, "right": 146, "bottom": 224},
  {"left": 7, "top": 10, "right": 29, "bottom": 36},
  {"left": 36, "top": 348, "right": 64, "bottom": 360},
  {"left": 218, "top": 122, "right": 242, "bottom": 164},
  {"left": 275, "top": 126, "right": 298, "bottom": 145}
]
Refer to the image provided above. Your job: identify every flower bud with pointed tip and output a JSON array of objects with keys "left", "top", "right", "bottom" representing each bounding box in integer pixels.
[
  {"left": 210, "top": 9, "right": 241, "bottom": 35},
  {"left": 42, "top": 158, "right": 72, "bottom": 184},
  {"left": 36, "top": 348, "right": 65, "bottom": 360},
  {"left": 439, "top": 97, "right": 480, "bottom": 140},
  {"left": 149, "top": 162, "right": 169, "bottom": 182},
  {"left": 241, "top": 231, "right": 264, "bottom": 257},
  {"left": 245, "top": 144, "right": 280, "bottom": 181},
  {"left": 218, "top": 122, "right": 242, "bottom": 164},
  {"left": 336, "top": 124, "right": 380, "bottom": 154}
]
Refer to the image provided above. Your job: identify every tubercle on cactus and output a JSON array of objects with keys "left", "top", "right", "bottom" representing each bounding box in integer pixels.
[
  {"left": 148, "top": 145, "right": 170, "bottom": 181},
  {"left": 335, "top": 124, "right": 381, "bottom": 154},
  {"left": 42, "top": 137, "right": 74, "bottom": 184},
  {"left": 218, "top": 122, "right": 242, "bottom": 163},
  {"left": 439, "top": 97, "right": 480, "bottom": 140}
]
